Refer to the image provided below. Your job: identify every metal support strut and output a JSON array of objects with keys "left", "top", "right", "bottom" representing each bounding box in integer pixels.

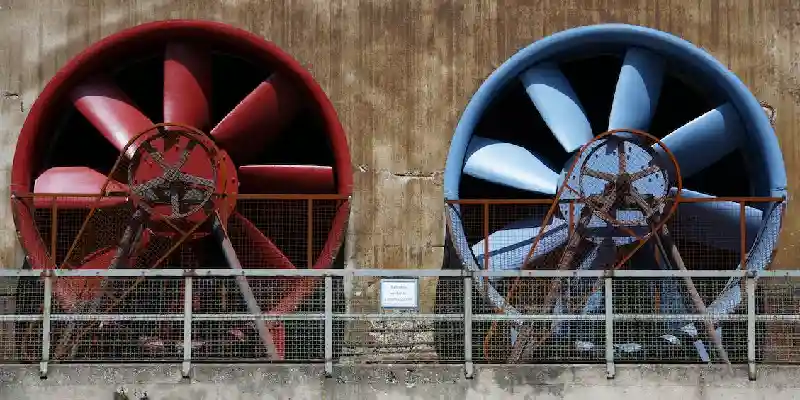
[{"left": 211, "top": 216, "right": 280, "bottom": 360}]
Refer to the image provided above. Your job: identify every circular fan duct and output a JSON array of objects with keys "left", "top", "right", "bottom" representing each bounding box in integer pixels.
[
  {"left": 11, "top": 20, "right": 351, "bottom": 361},
  {"left": 435, "top": 24, "right": 786, "bottom": 363}
]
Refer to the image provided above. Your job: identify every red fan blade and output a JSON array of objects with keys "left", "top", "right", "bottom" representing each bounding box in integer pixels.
[
  {"left": 232, "top": 212, "right": 294, "bottom": 269},
  {"left": 231, "top": 212, "right": 317, "bottom": 315},
  {"left": 54, "top": 228, "right": 152, "bottom": 312},
  {"left": 311, "top": 199, "right": 350, "bottom": 269},
  {"left": 271, "top": 323, "right": 285, "bottom": 359},
  {"left": 33, "top": 167, "right": 128, "bottom": 208},
  {"left": 71, "top": 76, "right": 154, "bottom": 158},
  {"left": 268, "top": 206, "right": 349, "bottom": 315},
  {"left": 164, "top": 42, "right": 212, "bottom": 130},
  {"left": 210, "top": 75, "right": 300, "bottom": 164},
  {"left": 238, "top": 165, "right": 335, "bottom": 194},
  {"left": 53, "top": 247, "right": 116, "bottom": 311}
]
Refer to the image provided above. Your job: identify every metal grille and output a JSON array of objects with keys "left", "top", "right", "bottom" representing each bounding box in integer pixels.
[
  {"left": 3, "top": 194, "right": 793, "bottom": 382},
  {"left": 3, "top": 268, "right": 800, "bottom": 380}
]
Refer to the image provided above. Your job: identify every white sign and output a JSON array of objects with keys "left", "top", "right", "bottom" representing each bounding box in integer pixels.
[{"left": 379, "top": 279, "right": 419, "bottom": 309}]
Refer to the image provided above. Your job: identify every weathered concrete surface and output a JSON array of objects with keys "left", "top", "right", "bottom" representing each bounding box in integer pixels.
[
  {"left": 1, "top": 364, "right": 800, "bottom": 399},
  {"left": 1, "top": 0, "right": 800, "bottom": 360}
]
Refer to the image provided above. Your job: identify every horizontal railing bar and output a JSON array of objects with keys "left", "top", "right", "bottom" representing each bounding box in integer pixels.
[
  {"left": 445, "top": 199, "right": 555, "bottom": 205},
  {"left": 612, "top": 314, "right": 747, "bottom": 322},
  {"left": 49, "top": 314, "right": 325, "bottom": 322},
  {"left": 610, "top": 270, "right": 746, "bottom": 278},
  {"left": 473, "top": 314, "right": 607, "bottom": 321},
  {"left": 12, "top": 193, "right": 128, "bottom": 198},
  {"left": 5, "top": 269, "right": 800, "bottom": 278},
  {"left": 16, "top": 194, "right": 780, "bottom": 203},
  {"left": 445, "top": 197, "right": 784, "bottom": 205},
  {"left": 472, "top": 270, "right": 605, "bottom": 277},
  {"left": 1, "top": 313, "right": 799, "bottom": 322},
  {"left": 193, "top": 314, "right": 325, "bottom": 321},
  {"left": 51, "top": 314, "right": 185, "bottom": 322},
  {"left": 0, "top": 315, "right": 42, "bottom": 322},
  {"left": 12, "top": 193, "right": 350, "bottom": 201},
  {"left": 0, "top": 269, "right": 466, "bottom": 277},
  {"left": 236, "top": 194, "right": 350, "bottom": 200},
  {"left": 334, "top": 314, "right": 463, "bottom": 320}
]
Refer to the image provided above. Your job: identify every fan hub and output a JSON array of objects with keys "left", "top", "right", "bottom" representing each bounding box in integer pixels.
[
  {"left": 557, "top": 131, "right": 675, "bottom": 245},
  {"left": 128, "top": 124, "right": 238, "bottom": 236}
]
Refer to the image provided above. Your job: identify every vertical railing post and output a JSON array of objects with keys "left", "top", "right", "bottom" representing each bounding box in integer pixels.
[
  {"left": 740, "top": 202, "right": 747, "bottom": 270},
  {"left": 483, "top": 203, "right": 490, "bottom": 271},
  {"left": 307, "top": 199, "right": 314, "bottom": 269},
  {"left": 464, "top": 274, "right": 473, "bottom": 379},
  {"left": 324, "top": 275, "right": 333, "bottom": 378},
  {"left": 604, "top": 276, "right": 615, "bottom": 379},
  {"left": 182, "top": 275, "right": 192, "bottom": 379},
  {"left": 40, "top": 271, "right": 52, "bottom": 379},
  {"left": 50, "top": 200, "right": 58, "bottom": 260},
  {"left": 747, "top": 273, "right": 756, "bottom": 381}
]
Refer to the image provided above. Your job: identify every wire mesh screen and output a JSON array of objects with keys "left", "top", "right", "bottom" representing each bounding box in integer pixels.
[
  {"left": 50, "top": 276, "right": 184, "bottom": 362},
  {"left": 472, "top": 277, "right": 606, "bottom": 364},
  {"left": 4, "top": 194, "right": 799, "bottom": 376},
  {"left": 612, "top": 277, "right": 747, "bottom": 363},
  {"left": 758, "top": 277, "right": 800, "bottom": 363},
  {"left": 191, "top": 276, "right": 329, "bottom": 362},
  {"left": 0, "top": 276, "right": 43, "bottom": 363}
]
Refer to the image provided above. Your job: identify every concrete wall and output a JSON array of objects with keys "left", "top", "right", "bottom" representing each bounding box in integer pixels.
[
  {"left": 1, "top": 0, "right": 800, "bottom": 360},
  {"left": 2, "top": 364, "right": 800, "bottom": 399}
]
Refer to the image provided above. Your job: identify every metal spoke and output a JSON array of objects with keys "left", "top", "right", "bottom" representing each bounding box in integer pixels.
[
  {"left": 141, "top": 141, "right": 170, "bottom": 170},
  {"left": 179, "top": 172, "right": 214, "bottom": 188},
  {"left": 629, "top": 164, "right": 660, "bottom": 181},
  {"left": 175, "top": 139, "right": 198, "bottom": 170},
  {"left": 583, "top": 168, "right": 616, "bottom": 181},
  {"left": 170, "top": 186, "right": 182, "bottom": 216}
]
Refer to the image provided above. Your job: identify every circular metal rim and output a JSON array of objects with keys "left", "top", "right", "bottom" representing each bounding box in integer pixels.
[
  {"left": 128, "top": 125, "right": 221, "bottom": 222},
  {"left": 11, "top": 20, "right": 353, "bottom": 269},
  {"left": 568, "top": 129, "right": 681, "bottom": 243},
  {"left": 443, "top": 23, "right": 787, "bottom": 202}
]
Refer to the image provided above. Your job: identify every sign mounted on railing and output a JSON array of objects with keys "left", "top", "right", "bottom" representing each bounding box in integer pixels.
[{"left": 379, "top": 278, "right": 419, "bottom": 309}]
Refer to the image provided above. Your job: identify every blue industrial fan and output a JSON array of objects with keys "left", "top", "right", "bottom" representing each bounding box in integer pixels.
[{"left": 435, "top": 24, "right": 786, "bottom": 363}]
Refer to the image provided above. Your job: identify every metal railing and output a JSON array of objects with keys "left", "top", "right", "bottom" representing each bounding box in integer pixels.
[
  {"left": 3, "top": 268, "right": 800, "bottom": 381},
  {"left": 445, "top": 196, "right": 784, "bottom": 273}
]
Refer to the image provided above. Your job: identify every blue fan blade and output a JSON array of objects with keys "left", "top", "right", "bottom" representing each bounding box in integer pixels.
[
  {"left": 520, "top": 63, "right": 594, "bottom": 152},
  {"left": 608, "top": 48, "right": 665, "bottom": 131},
  {"left": 471, "top": 217, "right": 568, "bottom": 272},
  {"left": 654, "top": 103, "right": 743, "bottom": 178},
  {"left": 464, "top": 135, "right": 560, "bottom": 195},
  {"left": 673, "top": 188, "right": 763, "bottom": 251}
]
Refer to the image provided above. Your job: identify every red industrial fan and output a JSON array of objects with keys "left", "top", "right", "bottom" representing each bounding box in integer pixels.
[{"left": 11, "top": 20, "right": 352, "bottom": 362}]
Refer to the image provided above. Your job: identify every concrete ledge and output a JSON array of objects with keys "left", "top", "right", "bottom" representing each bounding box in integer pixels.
[{"left": 2, "top": 364, "right": 800, "bottom": 399}]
